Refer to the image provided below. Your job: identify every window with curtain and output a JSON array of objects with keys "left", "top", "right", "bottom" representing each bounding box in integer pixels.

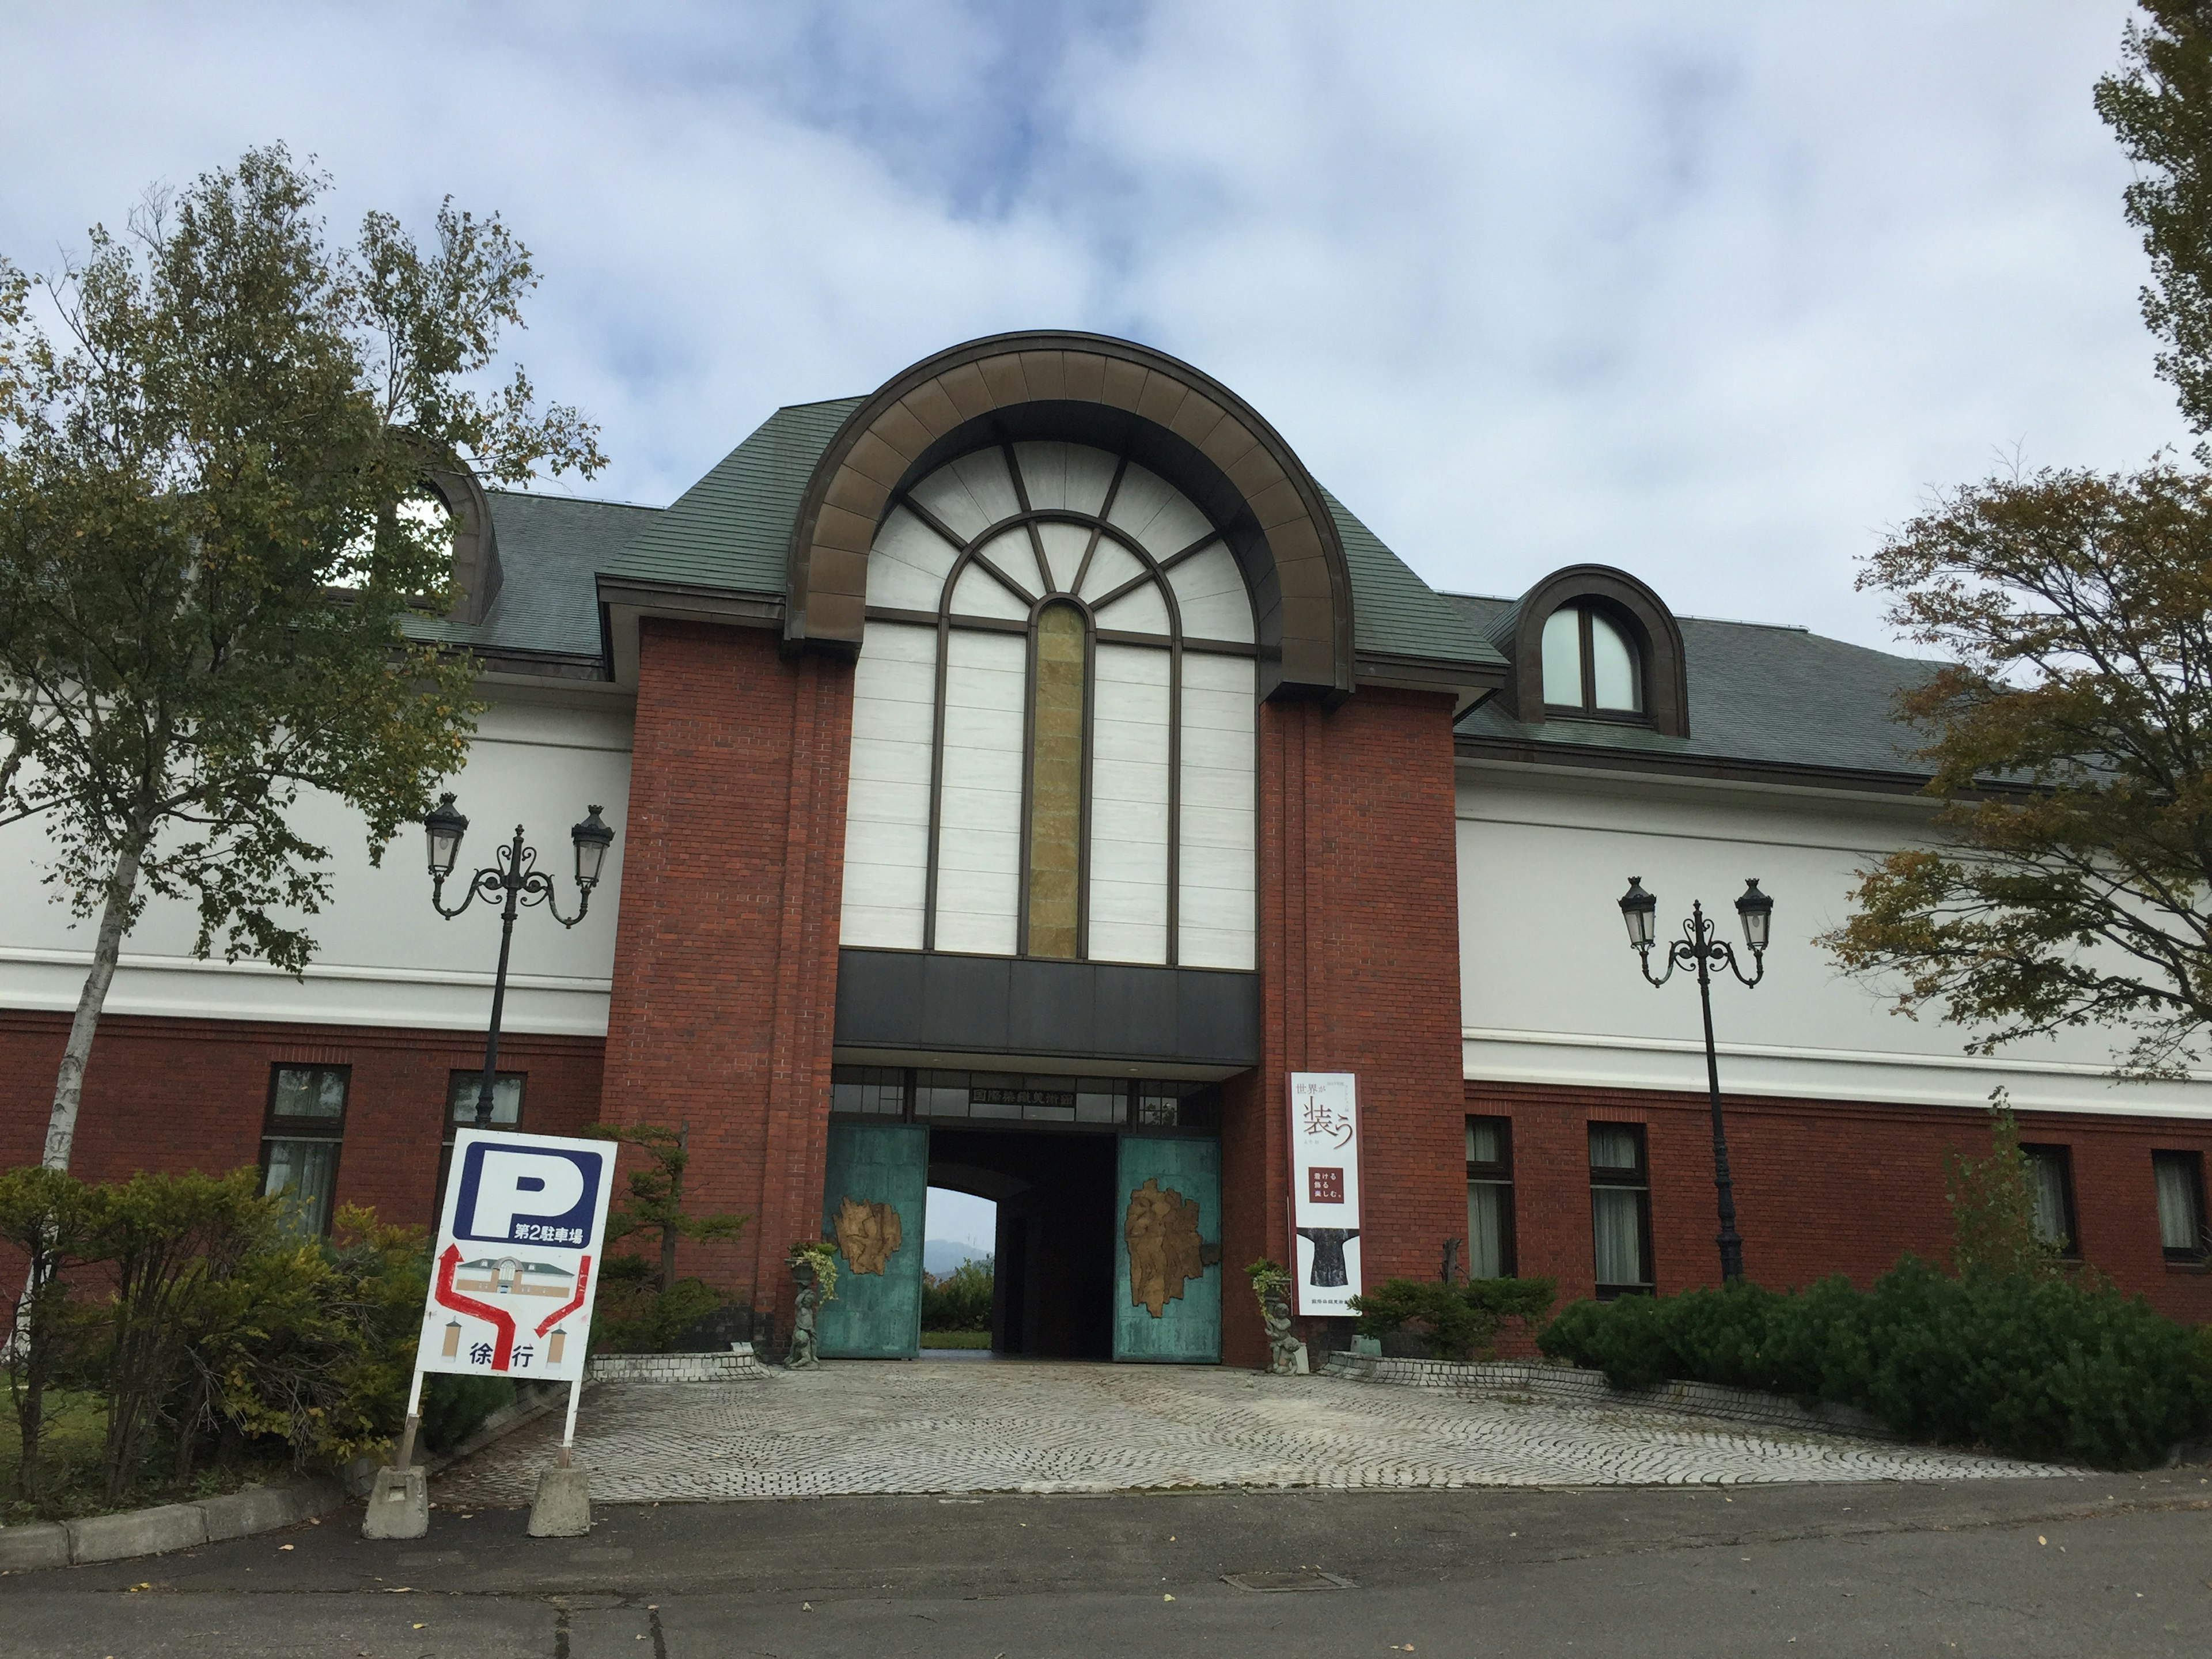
[
  {"left": 839, "top": 440, "right": 1258, "bottom": 970},
  {"left": 436, "top": 1070, "right": 525, "bottom": 1219},
  {"left": 1589, "top": 1123, "right": 1652, "bottom": 1297},
  {"left": 260, "top": 1065, "right": 349, "bottom": 1237},
  {"left": 1540, "top": 604, "right": 1643, "bottom": 715},
  {"left": 2020, "top": 1144, "right": 2079, "bottom": 1257},
  {"left": 1465, "top": 1116, "right": 1516, "bottom": 1279},
  {"left": 2153, "top": 1151, "right": 2207, "bottom": 1262}
]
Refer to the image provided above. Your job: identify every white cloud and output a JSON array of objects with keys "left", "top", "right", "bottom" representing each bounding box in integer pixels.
[{"left": 0, "top": 0, "right": 2175, "bottom": 647}]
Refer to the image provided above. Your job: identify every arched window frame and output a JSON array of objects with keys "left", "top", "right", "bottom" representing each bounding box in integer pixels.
[
  {"left": 866, "top": 442, "right": 1256, "bottom": 964},
  {"left": 1540, "top": 601, "right": 1646, "bottom": 719},
  {"left": 1498, "top": 565, "right": 1691, "bottom": 738}
]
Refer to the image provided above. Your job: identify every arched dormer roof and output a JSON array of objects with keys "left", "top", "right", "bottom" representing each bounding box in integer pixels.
[
  {"left": 1494, "top": 564, "right": 1689, "bottom": 737},
  {"left": 421, "top": 459, "right": 501, "bottom": 626},
  {"left": 783, "top": 331, "right": 1356, "bottom": 702}
]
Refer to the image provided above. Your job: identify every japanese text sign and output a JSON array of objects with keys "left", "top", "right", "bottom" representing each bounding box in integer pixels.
[
  {"left": 1287, "top": 1072, "right": 1363, "bottom": 1315},
  {"left": 417, "top": 1128, "right": 615, "bottom": 1384}
]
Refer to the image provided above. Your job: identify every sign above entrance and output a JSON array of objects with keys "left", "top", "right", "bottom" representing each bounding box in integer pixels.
[
  {"left": 1287, "top": 1073, "right": 1363, "bottom": 1315},
  {"left": 416, "top": 1128, "right": 616, "bottom": 1384}
]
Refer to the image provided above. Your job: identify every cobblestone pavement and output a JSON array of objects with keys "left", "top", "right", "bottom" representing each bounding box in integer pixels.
[{"left": 433, "top": 1359, "right": 2069, "bottom": 1503}]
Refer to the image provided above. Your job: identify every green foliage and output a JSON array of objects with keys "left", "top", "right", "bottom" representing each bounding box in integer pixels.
[
  {"left": 583, "top": 1122, "right": 746, "bottom": 1294},
  {"left": 789, "top": 1240, "right": 838, "bottom": 1304},
  {"left": 588, "top": 1271, "right": 726, "bottom": 1356},
  {"left": 0, "top": 1166, "right": 427, "bottom": 1513},
  {"left": 1245, "top": 1257, "right": 1291, "bottom": 1301},
  {"left": 2096, "top": 2, "right": 2212, "bottom": 433},
  {"left": 0, "top": 145, "right": 603, "bottom": 1169},
  {"left": 1537, "top": 1262, "right": 2212, "bottom": 1469},
  {"left": 1945, "top": 1092, "right": 2065, "bottom": 1283},
  {"left": 1350, "top": 1277, "right": 1558, "bottom": 1362},
  {"left": 921, "top": 1259, "right": 994, "bottom": 1332},
  {"left": 417, "top": 1374, "right": 514, "bottom": 1455}
]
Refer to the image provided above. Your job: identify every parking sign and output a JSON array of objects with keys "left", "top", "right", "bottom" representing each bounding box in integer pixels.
[{"left": 418, "top": 1128, "right": 616, "bottom": 1384}]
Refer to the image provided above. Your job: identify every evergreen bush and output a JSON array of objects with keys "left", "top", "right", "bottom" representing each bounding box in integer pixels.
[
  {"left": 1537, "top": 1259, "right": 2212, "bottom": 1468},
  {"left": 921, "top": 1258, "right": 994, "bottom": 1332},
  {"left": 1351, "top": 1277, "right": 1557, "bottom": 1362}
]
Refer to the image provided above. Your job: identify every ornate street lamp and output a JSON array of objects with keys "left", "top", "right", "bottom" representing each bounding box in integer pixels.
[
  {"left": 425, "top": 793, "right": 615, "bottom": 1130},
  {"left": 1616, "top": 876, "right": 1772, "bottom": 1285}
]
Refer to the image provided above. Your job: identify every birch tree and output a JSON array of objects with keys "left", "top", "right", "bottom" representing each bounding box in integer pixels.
[{"left": 0, "top": 146, "right": 604, "bottom": 1169}]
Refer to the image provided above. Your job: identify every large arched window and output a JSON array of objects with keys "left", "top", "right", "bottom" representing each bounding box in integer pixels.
[{"left": 841, "top": 441, "right": 1257, "bottom": 969}]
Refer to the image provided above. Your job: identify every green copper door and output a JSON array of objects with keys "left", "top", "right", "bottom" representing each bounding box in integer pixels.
[
  {"left": 817, "top": 1120, "right": 927, "bottom": 1359},
  {"left": 1113, "top": 1136, "right": 1221, "bottom": 1362}
]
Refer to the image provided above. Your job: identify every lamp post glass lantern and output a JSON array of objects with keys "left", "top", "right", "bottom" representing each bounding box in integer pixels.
[
  {"left": 426, "top": 793, "right": 615, "bottom": 1130},
  {"left": 1617, "top": 877, "right": 1772, "bottom": 1285}
]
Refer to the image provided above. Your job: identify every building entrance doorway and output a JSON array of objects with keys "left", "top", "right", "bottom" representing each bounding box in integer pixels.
[{"left": 824, "top": 1066, "right": 1225, "bottom": 1363}]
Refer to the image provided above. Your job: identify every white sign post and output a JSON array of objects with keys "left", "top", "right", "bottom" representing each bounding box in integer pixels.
[
  {"left": 394, "top": 1128, "right": 616, "bottom": 1477},
  {"left": 1287, "top": 1071, "right": 1363, "bottom": 1315}
]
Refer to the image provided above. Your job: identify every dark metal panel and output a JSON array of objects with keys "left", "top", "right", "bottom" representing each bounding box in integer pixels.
[{"left": 836, "top": 949, "right": 1258, "bottom": 1069}]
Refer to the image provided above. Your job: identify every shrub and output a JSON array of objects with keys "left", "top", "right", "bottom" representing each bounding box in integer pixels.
[
  {"left": 922, "top": 1259, "right": 994, "bottom": 1332},
  {"left": 588, "top": 1269, "right": 728, "bottom": 1355},
  {"left": 1351, "top": 1277, "right": 1557, "bottom": 1362},
  {"left": 418, "top": 1374, "right": 514, "bottom": 1455},
  {"left": 1537, "top": 1258, "right": 2212, "bottom": 1469}
]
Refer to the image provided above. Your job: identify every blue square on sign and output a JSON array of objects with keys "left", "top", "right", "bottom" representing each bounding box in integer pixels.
[{"left": 454, "top": 1143, "right": 602, "bottom": 1246}]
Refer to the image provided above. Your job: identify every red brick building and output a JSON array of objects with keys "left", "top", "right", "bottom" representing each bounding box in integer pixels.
[{"left": 5, "top": 332, "right": 2208, "bottom": 1363}]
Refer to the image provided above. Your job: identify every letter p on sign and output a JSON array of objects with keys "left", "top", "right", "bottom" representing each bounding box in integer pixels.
[{"left": 450, "top": 1139, "right": 604, "bottom": 1246}]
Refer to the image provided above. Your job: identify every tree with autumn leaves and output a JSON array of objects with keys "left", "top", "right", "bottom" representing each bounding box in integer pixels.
[{"left": 1827, "top": 4, "right": 2212, "bottom": 1080}]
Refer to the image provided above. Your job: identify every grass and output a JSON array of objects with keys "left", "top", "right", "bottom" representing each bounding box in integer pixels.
[{"left": 921, "top": 1330, "right": 991, "bottom": 1349}]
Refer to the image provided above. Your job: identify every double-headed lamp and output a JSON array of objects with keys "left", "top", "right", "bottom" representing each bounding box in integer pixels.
[
  {"left": 425, "top": 793, "right": 468, "bottom": 881},
  {"left": 571, "top": 805, "right": 616, "bottom": 890},
  {"left": 1618, "top": 876, "right": 1658, "bottom": 953},
  {"left": 1736, "top": 878, "right": 1774, "bottom": 955}
]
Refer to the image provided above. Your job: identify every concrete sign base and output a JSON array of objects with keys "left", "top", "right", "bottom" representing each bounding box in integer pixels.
[
  {"left": 361, "top": 1467, "right": 429, "bottom": 1540},
  {"left": 527, "top": 1465, "right": 592, "bottom": 1537}
]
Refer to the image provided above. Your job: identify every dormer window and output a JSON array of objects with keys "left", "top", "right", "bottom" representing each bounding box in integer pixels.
[{"left": 1541, "top": 604, "right": 1643, "bottom": 715}]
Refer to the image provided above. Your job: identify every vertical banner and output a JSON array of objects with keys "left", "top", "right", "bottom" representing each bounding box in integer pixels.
[
  {"left": 1287, "top": 1071, "right": 1363, "bottom": 1315},
  {"left": 416, "top": 1128, "right": 616, "bottom": 1384}
]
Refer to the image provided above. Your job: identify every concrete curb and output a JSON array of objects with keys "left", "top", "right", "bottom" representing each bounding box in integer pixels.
[
  {"left": 1321, "top": 1354, "right": 1900, "bottom": 1442},
  {"left": 3, "top": 1380, "right": 571, "bottom": 1574},
  {"left": 586, "top": 1346, "right": 769, "bottom": 1384}
]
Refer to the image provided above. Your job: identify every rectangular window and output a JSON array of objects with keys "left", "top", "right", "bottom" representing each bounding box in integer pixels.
[
  {"left": 437, "top": 1070, "right": 526, "bottom": 1220},
  {"left": 1589, "top": 1123, "right": 1653, "bottom": 1298},
  {"left": 1465, "top": 1116, "right": 1516, "bottom": 1279},
  {"left": 260, "top": 1065, "right": 349, "bottom": 1237},
  {"left": 2153, "top": 1151, "right": 2207, "bottom": 1263},
  {"left": 2020, "top": 1144, "right": 2079, "bottom": 1257},
  {"left": 831, "top": 1065, "right": 909, "bottom": 1117}
]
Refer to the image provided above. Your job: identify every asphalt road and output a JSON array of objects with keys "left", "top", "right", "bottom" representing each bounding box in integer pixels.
[{"left": 2, "top": 1472, "right": 2208, "bottom": 1657}]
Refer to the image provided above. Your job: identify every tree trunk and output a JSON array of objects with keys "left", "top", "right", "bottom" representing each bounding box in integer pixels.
[{"left": 44, "top": 819, "right": 152, "bottom": 1172}]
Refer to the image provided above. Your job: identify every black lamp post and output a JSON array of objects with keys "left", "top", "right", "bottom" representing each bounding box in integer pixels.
[
  {"left": 1616, "top": 876, "right": 1773, "bottom": 1285},
  {"left": 425, "top": 793, "right": 615, "bottom": 1129}
]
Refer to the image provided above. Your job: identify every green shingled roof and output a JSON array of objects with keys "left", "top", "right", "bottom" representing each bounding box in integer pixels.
[
  {"left": 1444, "top": 592, "right": 1939, "bottom": 779},
  {"left": 599, "top": 397, "right": 865, "bottom": 598},
  {"left": 594, "top": 397, "right": 1499, "bottom": 671},
  {"left": 405, "top": 489, "right": 659, "bottom": 660}
]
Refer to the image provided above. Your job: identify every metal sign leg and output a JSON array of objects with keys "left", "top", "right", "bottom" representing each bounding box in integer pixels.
[
  {"left": 393, "top": 1365, "right": 427, "bottom": 1472},
  {"left": 558, "top": 1376, "right": 581, "bottom": 1468}
]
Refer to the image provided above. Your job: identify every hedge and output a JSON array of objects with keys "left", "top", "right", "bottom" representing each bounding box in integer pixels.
[{"left": 1537, "top": 1257, "right": 2212, "bottom": 1469}]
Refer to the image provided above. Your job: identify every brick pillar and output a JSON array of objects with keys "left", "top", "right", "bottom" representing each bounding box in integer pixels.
[
  {"left": 598, "top": 622, "right": 853, "bottom": 1342},
  {"left": 1221, "top": 688, "right": 1467, "bottom": 1367}
]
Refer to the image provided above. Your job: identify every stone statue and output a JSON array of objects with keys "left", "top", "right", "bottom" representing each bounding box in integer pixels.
[
  {"left": 786, "top": 1253, "right": 824, "bottom": 1370},
  {"left": 1246, "top": 1259, "right": 1305, "bottom": 1376}
]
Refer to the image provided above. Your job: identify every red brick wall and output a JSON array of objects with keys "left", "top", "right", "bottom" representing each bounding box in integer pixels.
[
  {"left": 1222, "top": 688, "right": 1470, "bottom": 1366},
  {"left": 1466, "top": 1077, "right": 2212, "bottom": 1324},
  {"left": 0, "top": 1009, "right": 604, "bottom": 1230},
  {"left": 596, "top": 620, "right": 853, "bottom": 1334}
]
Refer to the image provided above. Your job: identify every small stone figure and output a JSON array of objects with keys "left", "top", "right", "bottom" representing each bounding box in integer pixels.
[
  {"left": 785, "top": 1243, "right": 835, "bottom": 1370},
  {"left": 1246, "top": 1259, "right": 1305, "bottom": 1376}
]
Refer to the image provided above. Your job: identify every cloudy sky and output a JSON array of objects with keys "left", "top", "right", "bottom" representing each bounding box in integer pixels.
[{"left": 0, "top": 1, "right": 2181, "bottom": 648}]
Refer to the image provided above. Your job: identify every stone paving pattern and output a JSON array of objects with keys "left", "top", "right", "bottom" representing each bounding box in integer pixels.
[{"left": 434, "top": 1359, "right": 2070, "bottom": 1504}]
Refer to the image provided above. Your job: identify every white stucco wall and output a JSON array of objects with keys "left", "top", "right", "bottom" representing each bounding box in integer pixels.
[
  {"left": 1457, "top": 759, "right": 2212, "bottom": 1119},
  {"left": 0, "top": 680, "right": 632, "bottom": 1037}
]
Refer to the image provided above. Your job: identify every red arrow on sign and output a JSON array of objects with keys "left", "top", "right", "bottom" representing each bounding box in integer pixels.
[{"left": 430, "top": 1242, "right": 517, "bottom": 1370}]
